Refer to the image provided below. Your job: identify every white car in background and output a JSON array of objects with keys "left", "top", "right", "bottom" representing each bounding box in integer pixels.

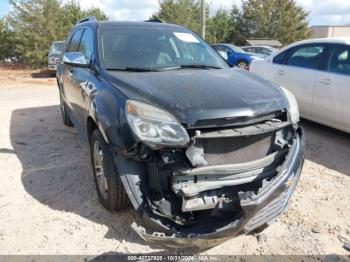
[
  {"left": 241, "top": 45, "right": 278, "bottom": 57},
  {"left": 250, "top": 38, "right": 350, "bottom": 133}
]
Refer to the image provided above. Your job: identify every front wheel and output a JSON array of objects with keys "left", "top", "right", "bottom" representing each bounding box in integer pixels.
[
  {"left": 237, "top": 60, "right": 249, "bottom": 70},
  {"left": 90, "top": 129, "right": 129, "bottom": 211}
]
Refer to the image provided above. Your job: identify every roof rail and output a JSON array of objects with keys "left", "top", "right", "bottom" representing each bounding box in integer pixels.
[
  {"left": 144, "top": 18, "right": 162, "bottom": 23},
  {"left": 77, "top": 16, "right": 97, "bottom": 24}
]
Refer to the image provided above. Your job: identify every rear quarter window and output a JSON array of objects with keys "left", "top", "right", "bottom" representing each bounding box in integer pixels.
[{"left": 326, "top": 44, "right": 350, "bottom": 76}]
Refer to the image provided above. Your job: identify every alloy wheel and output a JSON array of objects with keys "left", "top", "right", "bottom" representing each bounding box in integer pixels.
[{"left": 93, "top": 140, "right": 108, "bottom": 200}]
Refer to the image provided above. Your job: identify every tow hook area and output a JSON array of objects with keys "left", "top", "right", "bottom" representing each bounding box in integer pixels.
[
  {"left": 131, "top": 222, "right": 234, "bottom": 249},
  {"left": 130, "top": 171, "right": 300, "bottom": 249}
]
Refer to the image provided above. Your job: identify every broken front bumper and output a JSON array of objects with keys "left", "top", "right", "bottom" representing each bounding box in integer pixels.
[{"left": 131, "top": 128, "right": 304, "bottom": 249}]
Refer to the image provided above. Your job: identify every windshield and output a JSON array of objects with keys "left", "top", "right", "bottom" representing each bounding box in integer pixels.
[
  {"left": 50, "top": 42, "right": 65, "bottom": 52},
  {"left": 99, "top": 27, "right": 228, "bottom": 71}
]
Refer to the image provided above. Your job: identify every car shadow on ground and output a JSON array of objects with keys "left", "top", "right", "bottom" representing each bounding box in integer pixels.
[
  {"left": 301, "top": 119, "right": 350, "bottom": 176},
  {"left": 31, "top": 70, "right": 55, "bottom": 78},
  {"left": 11, "top": 105, "right": 198, "bottom": 254}
]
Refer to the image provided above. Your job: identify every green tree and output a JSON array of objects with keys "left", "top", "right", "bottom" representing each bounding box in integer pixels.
[
  {"left": 60, "top": 0, "right": 84, "bottom": 32},
  {"left": 152, "top": 0, "right": 204, "bottom": 36},
  {"left": 7, "top": 0, "right": 65, "bottom": 66},
  {"left": 61, "top": 1, "right": 108, "bottom": 32},
  {"left": 0, "top": 18, "right": 17, "bottom": 59},
  {"left": 206, "top": 8, "right": 230, "bottom": 43},
  {"left": 226, "top": 4, "right": 245, "bottom": 44},
  {"left": 6, "top": 0, "right": 108, "bottom": 67},
  {"left": 237, "top": 0, "right": 310, "bottom": 45},
  {"left": 84, "top": 7, "right": 108, "bottom": 21}
]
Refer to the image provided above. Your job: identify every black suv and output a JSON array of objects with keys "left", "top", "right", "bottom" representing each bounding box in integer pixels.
[{"left": 57, "top": 17, "right": 304, "bottom": 248}]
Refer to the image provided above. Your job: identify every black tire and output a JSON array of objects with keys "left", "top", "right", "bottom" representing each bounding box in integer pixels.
[
  {"left": 236, "top": 60, "right": 249, "bottom": 70},
  {"left": 59, "top": 91, "right": 73, "bottom": 127},
  {"left": 90, "top": 129, "right": 129, "bottom": 211}
]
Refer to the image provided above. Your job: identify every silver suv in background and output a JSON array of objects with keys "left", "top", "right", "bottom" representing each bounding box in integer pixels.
[{"left": 48, "top": 41, "right": 65, "bottom": 75}]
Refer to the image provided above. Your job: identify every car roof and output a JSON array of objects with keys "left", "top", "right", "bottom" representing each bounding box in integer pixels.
[
  {"left": 74, "top": 20, "right": 185, "bottom": 30},
  {"left": 244, "top": 45, "right": 276, "bottom": 49},
  {"left": 213, "top": 43, "right": 236, "bottom": 46},
  {"left": 292, "top": 37, "right": 350, "bottom": 46},
  {"left": 268, "top": 37, "right": 350, "bottom": 59}
]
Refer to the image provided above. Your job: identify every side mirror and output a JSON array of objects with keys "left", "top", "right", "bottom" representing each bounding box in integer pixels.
[
  {"left": 218, "top": 51, "right": 228, "bottom": 60},
  {"left": 63, "top": 52, "right": 90, "bottom": 67}
]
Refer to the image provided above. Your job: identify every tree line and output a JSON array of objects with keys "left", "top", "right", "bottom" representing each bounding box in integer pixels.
[
  {"left": 0, "top": 0, "right": 107, "bottom": 66},
  {"left": 0, "top": 0, "right": 311, "bottom": 67},
  {"left": 152, "top": 0, "right": 310, "bottom": 45}
]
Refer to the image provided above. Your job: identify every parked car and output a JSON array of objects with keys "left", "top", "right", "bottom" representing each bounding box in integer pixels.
[
  {"left": 242, "top": 45, "right": 278, "bottom": 57},
  {"left": 57, "top": 17, "right": 304, "bottom": 248},
  {"left": 211, "top": 43, "right": 263, "bottom": 70},
  {"left": 250, "top": 38, "right": 350, "bottom": 133},
  {"left": 48, "top": 41, "right": 65, "bottom": 74}
]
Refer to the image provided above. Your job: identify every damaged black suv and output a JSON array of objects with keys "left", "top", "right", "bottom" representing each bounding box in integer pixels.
[{"left": 57, "top": 17, "right": 304, "bottom": 248}]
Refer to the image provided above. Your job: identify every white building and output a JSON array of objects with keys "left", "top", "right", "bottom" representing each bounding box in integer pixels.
[{"left": 310, "top": 25, "right": 350, "bottom": 38}]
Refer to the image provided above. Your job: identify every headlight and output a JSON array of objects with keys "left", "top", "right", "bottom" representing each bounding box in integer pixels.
[
  {"left": 280, "top": 87, "right": 300, "bottom": 124},
  {"left": 125, "top": 100, "right": 190, "bottom": 148}
]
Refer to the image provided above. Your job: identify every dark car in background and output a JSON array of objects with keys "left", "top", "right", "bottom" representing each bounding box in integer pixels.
[
  {"left": 211, "top": 43, "right": 263, "bottom": 70},
  {"left": 48, "top": 41, "right": 65, "bottom": 75},
  {"left": 57, "top": 17, "right": 304, "bottom": 249}
]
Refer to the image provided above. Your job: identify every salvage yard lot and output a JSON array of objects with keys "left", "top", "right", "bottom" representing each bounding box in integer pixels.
[{"left": 0, "top": 68, "right": 349, "bottom": 255}]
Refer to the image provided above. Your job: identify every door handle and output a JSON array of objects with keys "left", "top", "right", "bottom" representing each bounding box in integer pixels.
[
  {"left": 319, "top": 78, "right": 332, "bottom": 85},
  {"left": 276, "top": 70, "right": 285, "bottom": 76}
]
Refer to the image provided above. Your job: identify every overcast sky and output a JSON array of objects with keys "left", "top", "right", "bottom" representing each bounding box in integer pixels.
[{"left": 1, "top": 0, "right": 350, "bottom": 26}]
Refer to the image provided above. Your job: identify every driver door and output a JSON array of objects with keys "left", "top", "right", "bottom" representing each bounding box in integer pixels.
[
  {"left": 69, "top": 28, "right": 94, "bottom": 130},
  {"left": 63, "top": 28, "right": 84, "bottom": 114}
]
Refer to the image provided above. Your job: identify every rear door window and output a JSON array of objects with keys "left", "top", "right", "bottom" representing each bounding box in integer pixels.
[
  {"left": 326, "top": 44, "right": 350, "bottom": 76},
  {"left": 245, "top": 47, "right": 254, "bottom": 53},
  {"left": 286, "top": 44, "right": 325, "bottom": 69},
  {"left": 258, "top": 47, "right": 270, "bottom": 55},
  {"left": 250, "top": 47, "right": 257, "bottom": 53}
]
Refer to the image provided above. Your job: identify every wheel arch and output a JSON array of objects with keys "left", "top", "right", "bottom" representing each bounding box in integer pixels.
[
  {"left": 86, "top": 115, "right": 110, "bottom": 145},
  {"left": 236, "top": 59, "right": 249, "bottom": 65}
]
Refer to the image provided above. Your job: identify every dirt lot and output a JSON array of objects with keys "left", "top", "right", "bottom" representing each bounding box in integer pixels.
[{"left": 0, "top": 68, "right": 349, "bottom": 256}]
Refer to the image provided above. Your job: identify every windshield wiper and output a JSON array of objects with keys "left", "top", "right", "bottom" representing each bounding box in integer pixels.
[
  {"left": 106, "top": 65, "right": 223, "bottom": 72},
  {"left": 180, "top": 64, "right": 222, "bottom": 69},
  {"left": 106, "top": 67, "right": 157, "bottom": 72}
]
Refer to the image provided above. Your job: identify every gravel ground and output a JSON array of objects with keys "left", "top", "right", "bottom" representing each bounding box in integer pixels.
[{"left": 0, "top": 69, "right": 349, "bottom": 256}]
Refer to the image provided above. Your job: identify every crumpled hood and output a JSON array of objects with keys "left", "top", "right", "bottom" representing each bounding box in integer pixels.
[{"left": 105, "top": 68, "right": 288, "bottom": 126}]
